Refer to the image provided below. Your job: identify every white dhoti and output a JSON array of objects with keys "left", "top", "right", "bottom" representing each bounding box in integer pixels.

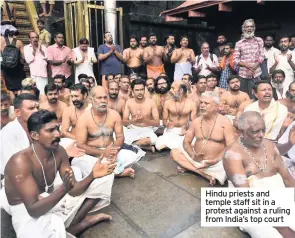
[
  {"left": 31, "top": 76, "right": 48, "bottom": 95},
  {"left": 1, "top": 169, "right": 114, "bottom": 238},
  {"left": 155, "top": 127, "right": 184, "bottom": 150},
  {"left": 1, "top": 24, "right": 17, "bottom": 36},
  {"left": 229, "top": 173, "right": 295, "bottom": 238},
  {"left": 178, "top": 147, "right": 227, "bottom": 185},
  {"left": 123, "top": 125, "right": 158, "bottom": 145},
  {"left": 174, "top": 62, "right": 192, "bottom": 81}
]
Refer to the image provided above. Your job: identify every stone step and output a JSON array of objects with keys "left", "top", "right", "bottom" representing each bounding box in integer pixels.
[{"left": 14, "top": 4, "right": 26, "bottom": 11}]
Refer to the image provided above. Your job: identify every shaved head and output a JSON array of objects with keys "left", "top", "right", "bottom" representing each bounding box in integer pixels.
[
  {"left": 238, "top": 111, "right": 264, "bottom": 132},
  {"left": 90, "top": 86, "right": 107, "bottom": 98}
]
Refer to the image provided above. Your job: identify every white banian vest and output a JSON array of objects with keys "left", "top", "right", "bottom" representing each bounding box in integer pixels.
[{"left": 73, "top": 47, "right": 96, "bottom": 83}]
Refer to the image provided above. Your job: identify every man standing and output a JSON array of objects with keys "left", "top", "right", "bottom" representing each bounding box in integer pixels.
[
  {"left": 279, "top": 81, "right": 295, "bottom": 112},
  {"left": 164, "top": 34, "right": 176, "bottom": 83},
  {"left": 289, "top": 35, "right": 295, "bottom": 52},
  {"left": 269, "top": 35, "right": 295, "bottom": 95},
  {"left": 47, "top": 33, "right": 74, "bottom": 84},
  {"left": 24, "top": 32, "right": 48, "bottom": 95},
  {"left": 171, "top": 36, "right": 195, "bottom": 81},
  {"left": 264, "top": 35, "right": 279, "bottom": 73},
  {"left": 61, "top": 84, "right": 90, "bottom": 140},
  {"left": 224, "top": 111, "right": 295, "bottom": 238},
  {"left": 107, "top": 81, "right": 126, "bottom": 117},
  {"left": 193, "top": 42, "right": 219, "bottom": 77},
  {"left": 234, "top": 19, "right": 264, "bottom": 98},
  {"left": 53, "top": 74, "right": 70, "bottom": 105},
  {"left": 122, "top": 36, "right": 144, "bottom": 75},
  {"left": 213, "top": 34, "right": 227, "bottom": 61},
  {"left": 220, "top": 75, "right": 250, "bottom": 119},
  {"left": 98, "top": 32, "right": 123, "bottom": 89},
  {"left": 170, "top": 92, "right": 235, "bottom": 185},
  {"left": 119, "top": 75, "right": 131, "bottom": 101},
  {"left": 139, "top": 36, "right": 148, "bottom": 49},
  {"left": 4, "top": 109, "right": 115, "bottom": 237},
  {"left": 143, "top": 33, "right": 166, "bottom": 79},
  {"left": 37, "top": 19, "right": 51, "bottom": 47},
  {"left": 219, "top": 42, "right": 236, "bottom": 90},
  {"left": 73, "top": 38, "right": 97, "bottom": 84},
  {"left": 155, "top": 81, "right": 197, "bottom": 151},
  {"left": 244, "top": 80, "right": 288, "bottom": 141},
  {"left": 0, "top": 92, "right": 12, "bottom": 129},
  {"left": 40, "top": 83, "right": 67, "bottom": 124},
  {"left": 123, "top": 79, "right": 160, "bottom": 152}
]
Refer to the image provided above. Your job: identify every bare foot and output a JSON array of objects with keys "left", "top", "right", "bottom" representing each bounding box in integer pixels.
[
  {"left": 209, "top": 177, "right": 216, "bottom": 186},
  {"left": 117, "top": 168, "right": 135, "bottom": 178},
  {"left": 177, "top": 165, "right": 187, "bottom": 173},
  {"left": 39, "top": 12, "right": 46, "bottom": 17},
  {"left": 82, "top": 213, "right": 112, "bottom": 228},
  {"left": 151, "top": 146, "right": 155, "bottom": 154}
]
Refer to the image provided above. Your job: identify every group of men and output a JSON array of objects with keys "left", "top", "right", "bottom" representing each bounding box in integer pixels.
[{"left": 1, "top": 17, "right": 295, "bottom": 238}]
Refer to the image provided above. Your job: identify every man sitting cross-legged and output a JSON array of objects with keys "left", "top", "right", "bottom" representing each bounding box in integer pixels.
[
  {"left": 170, "top": 91, "right": 235, "bottom": 185},
  {"left": 224, "top": 111, "right": 295, "bottom": 238},
  {"left": 123, "top": 78, "right": 160, "bottom": 152},
  {"left": 61, "top": 84, "right": 91, "bottom": 140},
  {"left": 107, "top": 81, "right": 126, "bottom": 117},
  {"left": 74, "top": 86, "right": 145, "bottom": 178},
  {"left": 4, "top": 110, "right": 115, "bottom": 237},
  {"left": 155, "top": 81, "right": 196, "bottom": 151}
]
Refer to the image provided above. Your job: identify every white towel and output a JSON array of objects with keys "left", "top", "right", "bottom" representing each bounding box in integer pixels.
[
  {"left": 123, "top": 125, "right": 158, "bottom": 145},
  {"left": 155, "top": 127, "right": 185, "bottom": 150}
]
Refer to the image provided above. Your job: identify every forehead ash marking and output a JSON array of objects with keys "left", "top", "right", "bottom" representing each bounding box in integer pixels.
[
  {"left": 232, "top": 174, "right": 247, "bottom": 185},
  {"left": 224, "top": 150, "right": 242, "bottom": 160}
]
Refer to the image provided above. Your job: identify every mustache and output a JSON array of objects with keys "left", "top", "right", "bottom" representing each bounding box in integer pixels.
[{"left": 52, "top": 138, "right": 60, "bottom": 144}]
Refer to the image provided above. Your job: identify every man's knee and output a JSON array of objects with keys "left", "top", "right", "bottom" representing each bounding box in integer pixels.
[{"left": 170, "top": 149, "right": 180, "bottom": 161}]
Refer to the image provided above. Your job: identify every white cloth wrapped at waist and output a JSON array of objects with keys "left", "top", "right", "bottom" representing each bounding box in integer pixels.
[
  {"left": 174, "top": 62, "right": 192, "bottom": 81},
  {"left": 177, "top": 147, "right": 227, "bottom": 185},
  {"left": 155, "top": 127, "right": 185, "bottom": 150},
  {"left": 228, "top": 173, "right": 295, "bottom": 238},
  {"left": 123, "top": 125, "right": 158, "bottom": 145}
]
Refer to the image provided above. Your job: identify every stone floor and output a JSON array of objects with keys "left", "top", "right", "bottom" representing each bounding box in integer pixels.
[{"left": 1, "top": 150, "right": 249, "bottom": 238}]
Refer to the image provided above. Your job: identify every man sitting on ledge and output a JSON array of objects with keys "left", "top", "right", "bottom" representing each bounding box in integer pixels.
[
  {"left": 224, "top": 111, "right": 295, "bottom": 238},
  {"left": 170, "top": 91, "right": 235, "bottom": 185},
  {"left": 4, "top": 110, "right": 115, "bottom": 237}
]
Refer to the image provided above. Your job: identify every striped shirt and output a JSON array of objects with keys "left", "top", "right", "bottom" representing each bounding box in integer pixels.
[{"left": 233, "top": 37, "right": 264, "bottom": 78}]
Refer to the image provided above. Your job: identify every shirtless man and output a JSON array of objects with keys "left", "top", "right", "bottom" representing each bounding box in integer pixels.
[
  {"left": 119, "top": 75, "right": 131, "bottom": 101},
  {"left": 190, "top": 75, "right": 207, "bottom": 109},
  {"left": 206, "top": 74, "right": 226, "bottom": 97},
  {"left": 145, "top": 77, "right": 155, "bottom": 99},
  {"left": 139, "top": 36, "right": 148, "bottom": 49},
  {"left": 182, "top": 74, "right": 196, "bottom": 101},
  {"left": 220, "top": 75, "right": 250, "bottom": 117},
  {"left": 4, "top": 110, "right": 114, "bottom": 237},
  {"left": 224, "top": 111, "right": 295, "bottom": 238},
  {"left": 156, "top": 81, "right": 197, "bottom": 151},
  {"left": 114, "top": 73, "right": 122, "bottom": 83},
  {"left": 123, "top": 79, "right": 160, "bottom": 152},
  {"left": 171, "top": 36, "right": 195, "bottom": 80},
  {"left": 53, "top": 74, "right": 70, "bottom": 105},
  {"left": 170, "top": 91, "right": 235, "bottom": 185},
  {"left": 0, "top": 92, "right": 12, "bottom": 129},
  {"left": 107, "top": 81, "right": 126, "bottom": 117},
  {"left": 40, "top": 84, "right": 67, "bottom": 124},
  {"left": 62, "top": 84, "right": 89, "bottom": 140},
  {"left": 152, "top": 76, "right": 172, "bottom": 119},
  {"left": 279, "top": 81, "right": 295, "bottom": 113},
  {"left": 123, "top": 36, "right": 145, "bottom": 75},
  {"left": 143, "top": 33, "right": 166, "bottom": 79},
  {"left": 75, "top": 86, "right": 141, "bottom": 178}
]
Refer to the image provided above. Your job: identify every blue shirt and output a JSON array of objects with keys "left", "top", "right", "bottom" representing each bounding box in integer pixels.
[{"left": 97, "top": 44, "right": 122, "bottom": 75}]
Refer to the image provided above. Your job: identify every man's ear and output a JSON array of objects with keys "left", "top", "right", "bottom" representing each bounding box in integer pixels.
[
  {"left": 14, "top": 108, "right": 21, "bottom": 118},
  {"left": 30, "top": 131, "right": 39, "bottom": 141}
]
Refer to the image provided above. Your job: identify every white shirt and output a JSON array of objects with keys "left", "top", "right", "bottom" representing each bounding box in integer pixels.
[
  {"left": 264, "top": 46, "right": 280, "bottom": 71},
  {"left": 193, "top": 53, "right": 219, "bottom": 76}
]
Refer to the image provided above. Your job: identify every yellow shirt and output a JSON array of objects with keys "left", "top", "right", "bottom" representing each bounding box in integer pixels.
[{"left": 39, "top": 29, "right": 51, "bottom": 45}]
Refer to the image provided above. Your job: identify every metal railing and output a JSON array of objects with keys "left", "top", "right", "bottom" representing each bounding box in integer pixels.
[{"left": 24, "top": 1, "right": 39, "bottom": 33}]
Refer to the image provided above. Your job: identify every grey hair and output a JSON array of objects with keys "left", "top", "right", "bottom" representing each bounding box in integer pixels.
[
  {"left": 201, "top": 91, "right": 220, "bottom": 104},
  {"left": 242, "top": 19, "right": 256, "bottom": 32},
  {"left": 238, "top": 111, "right": 263, "bottom": 131}
]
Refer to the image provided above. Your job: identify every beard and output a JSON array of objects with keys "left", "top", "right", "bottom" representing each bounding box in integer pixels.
[
  {"left": 158, "top": 86, "right": 169, "bottom": 94},
  {"left": 230, "top": 87, "right": 240, "bottom": 92},
  {"left": 1, "top": 109, "right": 9, "bottom": 116},
  {"left": 265, "top": 43, "right": 272, "bottom": 48},
  {"left": 272, "top": 82, "right": 283, "bottom": 90},
  {"left": 286, "top": 91, "right": 295, "bottom": 102},
  {"left": 217, "top": 41, "right": 225, "bottom": 46},
  {"left": 48, "top": 98, "right": 58, "bottom": 104},
  {"left": 279, "top": 45, "right": 288, "bottom": 51},
  {"left": 147, "top": 87, "right": 154, "bottom": 93},
  {"left": 73, "top": 100, "right": 84, "bottom": 108},
  {"left": 150, "top": 41, "right": 157, "bottom": 46},
  {"left": 243, "top": 31, "right": 255, "bottom": 39},
  {"left": 109, "top": 93, "right": 118, "bottom": 99}
]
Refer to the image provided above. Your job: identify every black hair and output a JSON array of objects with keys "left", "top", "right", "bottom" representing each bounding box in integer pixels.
[
  {"left": 54, "top": 32, "right": 64, "bottom": 38},
  {"left": 253, "top": 80, "right": 272, "bottom": 93},
  {"left": 28, "top": 110, "right": 57, "bottom": 133},
  {"left": 44, "top": 83, "right": 59, "bottom": 95},
  {"left": 1, "top": 92, "right": 11, "bottom": 102},
  {"left": 272, "top": 69, "right": 285, "bottom": 79},
  {"left": 192, "top": 75, "right": 207, "bottom": 84},
  {"left": 131, "top": 78, "right": 146, "bottom": 90},
  {"left": 180, "top": 35, "right": 189, "bottom": 41},
  {"left": 180, "top": 83, "right": 188, "bottom": 95},
  {"left": 148, "top": 32, "right": 156, "bottom": 40},
  {"left": 224, "top": 42, "right": 234, "bottom": 49},
  {"left": 164, "top": 34, "right": 175, "bottom": 42},
  {"left": 13, "top": 93, "right": 38, "bottom": 109},
  {"left": 80, "top": 78, "right": 91, "bottom": 85},
  {"left": 129, "top": 35, "right": 139, "bottom": 43},
  {"left": 154, "top": 76, "right": 171, "bottom": 93},
  {"left": 227, "top": 75, "right": 240, "bottom": 84},
  {"left": 206, "top": 74, "right": 217, "bottom": 79},
  {"left": 264, "top": 34, "right": 275, "bottom": 40},
  {"left": 182, "top": 74, "right": 193, "bottom": 82},
  {"left": 53, "top": 74, "right": 66, "bottom": 82},
  {"left": 37, "top": 19, "right": 44, "bottom": 25},
  {"left": 138, "top": 73, "right": 147, "bottom": 81},
  {"left": 21, "top": 85, "right": 40, "bottom": 99},
  {"left": 106, "top": 73, "right": 114, "bottom": 80},
  {"left": 77, "top": 74, "right": 88, "bottom": 81},
  {"left": 70, "top": 83, "right": 88, "bottom": 96},
  {"left": 79, "top": 38, "right": 89, "bottom": 44},
  {"left": 278, "top": 34, "right": 290, "bottom": 42}
]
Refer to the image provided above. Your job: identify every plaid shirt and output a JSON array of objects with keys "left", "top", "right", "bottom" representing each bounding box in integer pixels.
[
  {"left": 233, "top": 37, "right": 264, "bottom": 78},
  {"left": 219, "top": 58, "right": 231, "bottom": 90}
]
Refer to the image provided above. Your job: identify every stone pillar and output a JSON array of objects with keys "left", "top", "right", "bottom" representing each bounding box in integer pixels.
[{"left": 104, "top": 0, "right": 117, "bottom": 44}]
